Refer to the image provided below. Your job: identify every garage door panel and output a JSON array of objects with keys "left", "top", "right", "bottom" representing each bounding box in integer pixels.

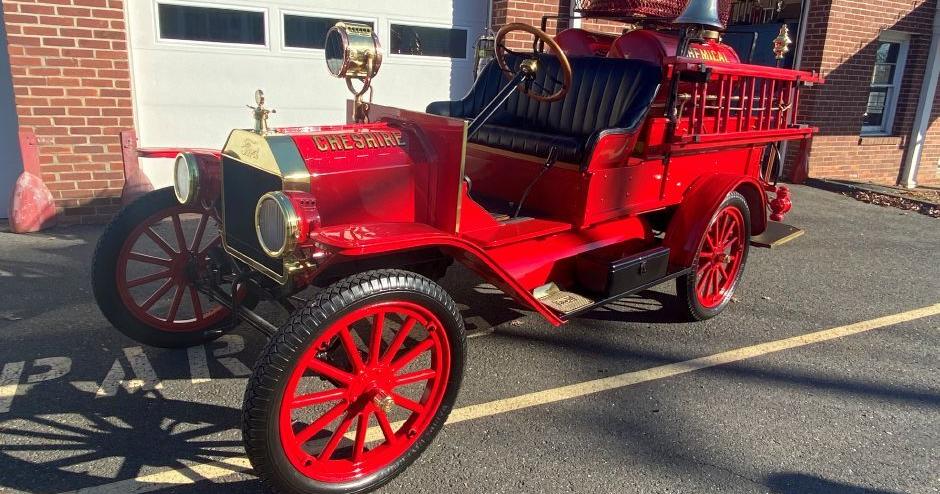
[{"left": 129, "top": 0, "right": 488, "bottom": 170}]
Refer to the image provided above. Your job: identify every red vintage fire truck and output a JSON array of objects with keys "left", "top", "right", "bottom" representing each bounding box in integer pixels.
[{"left": 91, "top": 1, "right": 821, "bottom": 492}]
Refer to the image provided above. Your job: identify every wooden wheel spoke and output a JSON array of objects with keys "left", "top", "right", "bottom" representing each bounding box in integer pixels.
[
  {"left": 308, "top": 358, "right": 354, "bottom": 385},
  {"left": 140, "top": 278, "right": 175, "bottom": 312},
  {"left": 390, "top": 338, "right": 435, "bottom": 372},
  {"left": 717, "top": 263, "right": 730, "bottom": 282},
  {"left": 390, "top": 393, "right": 424, "bottom": 414},
  {"left": 338, "top": 327, "right": 365, "bottom": 373},
  {"left": 374, "top": 408, "right": 398, "bottom": 446},
  {"left": 318, "top": 412, "right": 356, "bottom": 462},
  {"left": 190, "top": 214, "right": 210, "bottom": 253},
  {"left": 369, "top": 312, "right": 386, "bottom": 365},
  {"left": 353, "top": 411, "right": 370, "bottom": 462},
  {"left": 722, "top": 220, "right": 736, "bottom": 245},
  {"left": 144, "top": 227, "right": 178, "bottom": 256},
  {"left": 394, "top": 369, "right": 436, "bottom": 387},
  {"left": 199, "top": 235, "right": 222, "bottom": 255},
  {"left": 126, "top": 270, "right": 172, "bottom": 288},
  {"left": 165, "top": 284, "right": 185, "bottom": 322},
  {"left": 295, "top": 401, "right": 348, "bottom": 445},
  {"left": 696, "top": 267, "right": 712, "bottom": 292},
  {"left": 380, "top": 317, "right": 417, "bottom": 366},
  {"left": 189, "top": 287, "right": 204, "bottom": 321},
  {"left": 127, "top": 252, "right": 173, "bottom": 267},
  {"left": 171, "top": 215, "right": 187, "bottom": 253},
  {"left": 291, "top": 388, "right": 346, "bottom": 410},
  {"left": 705, "top": 229, "right": 719, "bottom": 251}
]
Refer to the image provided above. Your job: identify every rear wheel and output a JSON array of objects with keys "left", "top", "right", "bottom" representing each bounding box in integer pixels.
[
  {"left": 92, "top": 188, "right": 248, "bottom": 348},
  {"left": 676, "top": 192, "right": 751, "bottom": 321},
  {"left": 243, "top": 270, "right": 465, "bottom": 494}
]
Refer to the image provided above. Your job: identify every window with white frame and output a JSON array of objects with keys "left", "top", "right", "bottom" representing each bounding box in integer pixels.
[
  {"left": 390, "top": 24, "right": 468, "bottom": 59},
  {"left": 284, "top": 14, "right": 375, "bottom": 50},
  {"left": 862, "top": 32, "right": 910, "bottom": 135},
  {"left": 157, "top": 3, "right": 266, "bottom": 46}
]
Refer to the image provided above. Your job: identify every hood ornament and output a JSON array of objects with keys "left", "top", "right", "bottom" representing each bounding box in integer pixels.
[{"left": 248, "top": 89, "right": 276, "bottom": 135}]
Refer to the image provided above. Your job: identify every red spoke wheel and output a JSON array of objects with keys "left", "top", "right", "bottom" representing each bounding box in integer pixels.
[
  {"left": 676, "top": 191, "right": 751, "bottom": 321},
  {"left": 92, "top": 188, "right": 252, "bottom": 348},
  {"left": 243, "top": 270, "right": 465, "bottom": 494}
]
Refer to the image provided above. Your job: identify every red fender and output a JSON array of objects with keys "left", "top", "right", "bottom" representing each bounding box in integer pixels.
[
  {"left": 311, "top": 222, "right": 565, "bottom": 326},
  {"left": 137, "top": 148, "right": 222, "bottom": 159},
  {"left": 663, "top": 173, "right": 767, "bottom": 270},
  {"left": 135, "top": 148, "right": 223, "bottom": 204}
]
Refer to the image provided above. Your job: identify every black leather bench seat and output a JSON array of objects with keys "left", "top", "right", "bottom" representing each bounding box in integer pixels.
[{"left": 427, "top": 53, "right": 662, "bottom": 165}]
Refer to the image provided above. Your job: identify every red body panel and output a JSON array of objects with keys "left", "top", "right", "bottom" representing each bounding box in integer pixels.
[
  {"left": 290, "top": 127, "right": 417, "bottom": 226},
  {"left": 166, "top": 26, "right": 820, "bottom": 326},
  {"left": 608, "top": 30, "right": 740, "bottom": 64},
  {"left": 553, "top": 28, "right": 619, "bottom": 57}
]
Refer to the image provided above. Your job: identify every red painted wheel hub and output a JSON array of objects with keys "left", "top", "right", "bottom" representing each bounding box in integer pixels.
[
  {"left": 279, "top": 301, "right": 451, "bottom": 483},
  {"left": 116, "top": 206, "right": 229, "bottom": 332},
  {"left": 694, "top": 206, "right": 746, "bottom": 309}
]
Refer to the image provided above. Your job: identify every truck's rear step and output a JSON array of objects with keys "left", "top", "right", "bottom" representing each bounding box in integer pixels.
[{"left": 751, "top": 222, "right": 804, "bottom": 248}]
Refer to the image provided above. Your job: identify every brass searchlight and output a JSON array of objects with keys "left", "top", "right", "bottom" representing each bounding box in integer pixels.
[{"left": 325, "top": 22, "right": 383, "bottom": 123}]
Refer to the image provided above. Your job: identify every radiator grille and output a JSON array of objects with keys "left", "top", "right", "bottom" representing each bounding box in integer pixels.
[{"left": 221, "top": 156, "right": 284, "bottom": 279}]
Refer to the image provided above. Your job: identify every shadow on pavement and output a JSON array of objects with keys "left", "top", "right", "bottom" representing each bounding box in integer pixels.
[
  {"left": 765, "top": 472, "right": 905, "bottom": 494},
  {"left": 0, "top": 388, "right": 244, "bottom": 492}
]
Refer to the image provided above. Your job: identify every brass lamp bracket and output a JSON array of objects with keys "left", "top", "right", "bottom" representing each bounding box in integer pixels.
[
  {"left": 346, "top": 54, "right": 376, "bottom": 124},
  {"left": 247, "top": 89, "right": 276, "bottom": 134}
]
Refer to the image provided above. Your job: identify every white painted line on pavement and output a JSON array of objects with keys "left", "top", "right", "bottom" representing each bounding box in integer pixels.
[{"left": 62, "top": 302, "right": 940, "bottom": 494}]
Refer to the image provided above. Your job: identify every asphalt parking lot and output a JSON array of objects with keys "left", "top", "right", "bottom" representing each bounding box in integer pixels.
[{"left": 0, "top": 184, "right": 937, "bottom": 494}]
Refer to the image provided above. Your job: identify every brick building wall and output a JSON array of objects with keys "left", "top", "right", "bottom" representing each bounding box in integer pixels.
[
  {"left": 2, "top": 0, "right": 133, "bottom": 225},
  {"left": 490, "top": 0, "right": 624, "bottom": 49},
  {"left": 491, "top": 0, "right": 574, "bottom": 48},
  {"left": 797, "top": 0, "right": 940, "bottom": 185}
]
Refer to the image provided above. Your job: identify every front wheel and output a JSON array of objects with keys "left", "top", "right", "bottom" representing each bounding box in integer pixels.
[
  {"left": 91, "top": 188, "right": 247, "bottom": 348},
  {"left": 676, "top": 191, "right": 751, "bottom": 321},
  {"left": 243, "top": 270, "right": 465, "bottom": 494}
]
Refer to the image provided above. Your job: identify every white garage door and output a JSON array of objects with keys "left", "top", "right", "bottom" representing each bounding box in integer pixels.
[{"left": 126, "top": 0, "right": 489, "bottom": 186}]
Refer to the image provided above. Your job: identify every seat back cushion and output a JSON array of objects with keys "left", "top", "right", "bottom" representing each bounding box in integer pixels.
[{"left": 427, "top": 52, "right": 662, "bottom": 160}]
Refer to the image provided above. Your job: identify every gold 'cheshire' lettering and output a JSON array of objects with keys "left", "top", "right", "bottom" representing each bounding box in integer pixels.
[{"left": 312, "top": 131, "right": 407, "bottom": 153}]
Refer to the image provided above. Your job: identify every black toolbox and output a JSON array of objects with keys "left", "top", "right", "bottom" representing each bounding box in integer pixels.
[{"left": 577, "top": 247, "right": 671, "bottom": 297}]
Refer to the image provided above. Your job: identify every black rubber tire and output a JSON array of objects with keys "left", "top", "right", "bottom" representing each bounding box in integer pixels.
[
  {"left": 676, "top": 191, "right": 751, "bottom": 322},
  {"left": 243, "top": 269, "right": 466, "bottom": 494},
  {"left": 91, "top": 187, "right": 246, "bottom": 349}
]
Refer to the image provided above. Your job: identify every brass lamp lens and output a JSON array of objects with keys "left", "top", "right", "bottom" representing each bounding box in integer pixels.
[{"left": 325, "top": 22, "right": 383, "bottom": 79}]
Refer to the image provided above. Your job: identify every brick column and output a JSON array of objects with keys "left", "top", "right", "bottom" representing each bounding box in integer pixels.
[
  {"left": 3, "top": 0, "right": 133, "bottom": 224},
  {"left": 491, "top": 0, "right": 573, "bottom": 49}
]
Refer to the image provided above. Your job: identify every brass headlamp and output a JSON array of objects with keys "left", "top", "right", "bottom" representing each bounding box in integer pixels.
[{"left": 325, "top": 22, "right": 383, "bottom": 123}]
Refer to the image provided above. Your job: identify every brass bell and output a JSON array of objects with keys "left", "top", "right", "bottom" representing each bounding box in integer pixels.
[{"left": 675, "top": 0, "right": 725, "bottom": 29}]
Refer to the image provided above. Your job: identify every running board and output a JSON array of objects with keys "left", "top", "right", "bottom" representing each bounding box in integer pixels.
[
  {"left": 534, "top": 283, "right": 595, "bottom": 314},
  {"left": 751, "top": 222, "right": 804, "bottom": 248},
  {"left": 534, "top": 268, "right": 692, "bottom": 321}
]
